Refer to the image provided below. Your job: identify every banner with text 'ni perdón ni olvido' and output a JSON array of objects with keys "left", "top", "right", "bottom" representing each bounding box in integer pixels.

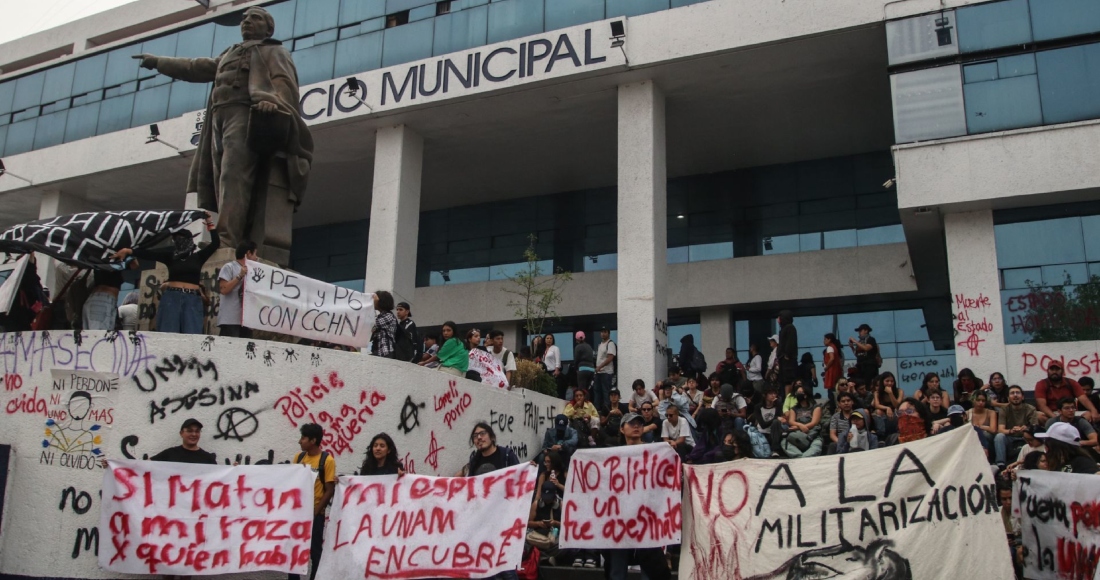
[
  {"left": 1013, "top": 469, "right": 1100, "bottom": 580},
  {"left": 98, "top": 459, "right": 315, "bottom": 576},
  {"left": 681, "top": 427, "right": 1014, "bottom": 580},
  {"left": 242, "top": 259, "right": 375, "bottom": 348},
  {"left": 560, "top": 442, "right": 682, "bottom": 549},
  {"left": 317, "top": 463, "right": 539, "bottom": 579}
]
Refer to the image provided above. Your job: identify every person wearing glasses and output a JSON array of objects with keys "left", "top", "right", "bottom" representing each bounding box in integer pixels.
[
  {"left": 638, "top": 403, "right": 661, "bottom": 443},
  {"left": 661, "top": 405, "right": 695, "bottom": 459},
  {"left": 461, "top": 422, "right": 520, "bottom": 477}
]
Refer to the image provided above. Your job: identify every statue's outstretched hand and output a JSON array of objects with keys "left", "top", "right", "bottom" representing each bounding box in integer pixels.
[
  {"left": 131, "top": 54, "right": 157, "bottom": 70},
  {"left": 253, "top": 101, "right": 279, "bottom": 114}
]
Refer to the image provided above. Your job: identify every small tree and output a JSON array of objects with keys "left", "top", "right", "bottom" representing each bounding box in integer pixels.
[
  {"left": 1014, "top": 274, "right": 1100, "bottom": 343},
  {"left": 501, "top": 234, "right": 572, "bottom": 337}
]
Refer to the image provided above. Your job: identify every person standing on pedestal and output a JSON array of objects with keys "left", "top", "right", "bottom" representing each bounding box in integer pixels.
[{"left": 132, "top": 7, "right": 313, "bottom": 257}]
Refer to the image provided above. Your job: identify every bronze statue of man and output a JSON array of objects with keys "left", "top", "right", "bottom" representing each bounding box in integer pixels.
[{"left": 134, "top": 7, "right": 313, "bottom": 264}]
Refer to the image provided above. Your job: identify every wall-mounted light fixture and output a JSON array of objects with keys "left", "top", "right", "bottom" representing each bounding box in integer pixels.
[
  {"left": 345, "top": 77, "right": 374, "bottom": 112},
  {"left": 934, "top": 13, "right": 953, "bottom": 47},
  {"left": 609, "top": 20, "right": 628, "bottom": 65},
  {"left": 0, "top": 159, "right": 33, "bottom": 185},
  {"left": 438, "top": 270, "right": 451, "bottom": 282},
  {"left": 146, "top": 124, "right": 181, "bottom": 152}
]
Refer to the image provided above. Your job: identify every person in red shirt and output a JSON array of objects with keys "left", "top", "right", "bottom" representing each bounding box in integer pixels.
[{"left": 1034, "top": 360, "right": 1098, "bottom": 423}]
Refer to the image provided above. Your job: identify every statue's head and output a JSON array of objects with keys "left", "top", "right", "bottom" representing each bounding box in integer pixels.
[{"left": 240, "top": 7, "right": 275, "bottom": 41}]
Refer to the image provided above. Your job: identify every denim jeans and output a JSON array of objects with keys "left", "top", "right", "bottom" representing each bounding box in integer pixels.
[
  {"left": 156, "top": 289, "right": 204, "bottom": 334},
  {"left": 593, "top": 373, "right": 613, "bottom": 410}
]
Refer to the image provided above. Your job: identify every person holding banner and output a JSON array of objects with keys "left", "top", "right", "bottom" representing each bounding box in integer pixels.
[
  {"left": 358, "top": 432, "right": 405, "bottom": 475},
  {"left": 216, "top": 240, "right": 256, "bottom": 338},
  {"left": 370, "top": 290, "right": 398, "bottom": 358},
  {"left": 290, "top": 423, "right": 336, "bottom": 580}
]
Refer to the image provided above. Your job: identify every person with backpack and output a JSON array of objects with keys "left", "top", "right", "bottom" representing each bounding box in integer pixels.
[
  {"left": 488, "top": 329, "right": 517, "bottom": 385},
  {"left": 593, "top": 327, "right": 617, "bottom": 411},
  {"left": 393, "top": 301, "right": 420, "bottom": 363},
  {"left": 678, "top": 334, "right": 706, "bottom": 376},
  {"left": 715, "top": 348, "right": 745, "bottom": 385},
  {"left": 291, "top": 423, "right": 335, "bottom": 580}
]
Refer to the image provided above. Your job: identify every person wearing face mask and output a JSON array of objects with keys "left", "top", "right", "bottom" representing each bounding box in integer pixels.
[
  {"left": 540, "top": 415, "right": 578, "bottom": 464},
  {"left": 358, "top": 433, "right": 405, "bottom": 476},
  {"left": 892, "top": 398, "right": 932, "bottom": 445},
  {"left": 781, "top": 384, "right": 822, "bottom": 458},
  {"left": 111, "top": 214, "right": 219, "bottom": 334}
]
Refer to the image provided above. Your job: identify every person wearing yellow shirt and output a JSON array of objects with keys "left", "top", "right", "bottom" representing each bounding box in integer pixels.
[{"left": 290, "top": 423, "right": 335, "bottom": 580}]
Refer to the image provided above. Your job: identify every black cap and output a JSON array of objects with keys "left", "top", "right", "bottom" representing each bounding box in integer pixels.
[
  {"left": 609, "top": 388, "right": 620, "bottom": 396},
  {"left": 181, "top": 418, "right": 203, "bottom": 430},
  {"left": 855, "top": 324, "right": 873, "bottom": 332},
  {"left": 397, "top": 301, "right": 411, "bottom": 313},
  {"left": 599, "top": 326, "right": 610, "bottom": 332}
]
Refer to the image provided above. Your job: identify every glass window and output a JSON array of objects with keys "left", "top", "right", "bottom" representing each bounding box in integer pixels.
[
  {"left": 1082, "top": 215, "right": 1100, "bottom": 261},
  {"left": 167, "top": 81, "right": 210, "bottom": 118},
  {"left": 824, "top": 229, "right": 858, "bottom": 249},
  {"left": 668, "top": 324, "right": 701, "bottom": 354},
  {"left": 96, "top": 93, "right": 135, "bottom": 135},
  {"left": 266, "top": 0, "right": 298, "bottom": 42},
  {"left": 72, "top": 53, "right": 108, "bottom": 95},
  {"left": 103, "top": 46, "right": 140, "bottom": 87},
  {"left": 689, "top": 242, "right": 733, "bottom": 262},
  {"left": 1036, "top": 43, "right": 1100, "bottom": 126},
  {"left": 545, "top": 0, "right": 604, "bottom": 31},
  {"left": 606, "top": 0, "right": 669, "bottom": 18},
  {"left": 486, "top": 0, "right": 543, "bottom": 44},
  {"left": 838, "top": 311, "right": 896, "bottom": 343},
  {"left": 794, "top": 315, "right": 834, "bottom": 348},
  {"left": 995, "top": 217, "right": 1085, "bottom": 268},
  {"left": 963, "top": 70, "right": 1042, "bottom": 134},
  {"left": 41, "top": 63, "right": 75, "bottom": 105},
  {"left": 857, "top": 224, "right": 905, "bottom": 246},
  {"left": 334, "top": 30, "right": 384, "bottom": 76},
  {"left": 4, "top": 118, "right": 37, "bottom": 156},
  {"left": 0, "top": 82, "right": 14, "bottom": 116},
  {"left": 410, "top": 4, "right": 435, "bottom": 21},
  {"left": 315, "top": 29, "right": 339, "bottom": 44},
  {"left": 340, "top": 0, "right": 385, "bottom": 26},
  {"left": 0, "top": 125, "right": 6, "bottom": 157},
  {"left": 175, "top": 24, "right": 215, "bottom": 58},
  {"left": 1041, "top": 263, "right": 1088, "bottom": 286},
  {"left": 955, "top": 0, "right": 1031, "bottom": 53},
  {"left": 295, "top": 0, "right": 340, "bottom": 36},
  {"left": 1030, "top": 0, "right": 1100, "bottom": 42},
  {"left": 886, "top": 11, "right": 959, "bottom": 67},
  {"left": 292, "top": 42, "right": 337, "bottom": 85},
  {"left": 32, "top": 109, "right": 67, "bottom": 149},
  {"left": 433, "top": 4, "right": 487, "bottom": 55},
  {"left": 762, "top": 234, "right": 799, "bottom": 255},
  {"left": 490, "top": 260, "right": 552, "bottom": 281},
  {"left": 130, "top": 84, "right": 172, "bottom": 127},
  {"left": 999, "top": 53, "right": 1037, "bottom": 78},
  {"left": 212, "top": 20, "right": 242, "bottom": 57},
  {"left": 141, "top": 33, "right": 179, "bottom": 60},
  {"left": 667, "top": 246, "right": 688, "bottom": 264},
  {"left": 12, "top": 72, "right": 45, "bottom": 112},
  {"left": 64, "top": 102, "right": 101, "bottom": 143},
  {"left": 583, "top": 253, "right": 616, "bottom": 271},
  {"left": 891, "top": 65, "right": 967, "bottom": 143},
  {"left": 381, "top": 18, "right": 434, "bottom": 67},
  {"left": 1002, "top": 267, "right": 1041, "bottom": 289},
  {"left": 799, "top": 233, "right": 822, "bottom": 251},
  {"left": 387, "top": 0, "right": 435, "bottom": 13}
]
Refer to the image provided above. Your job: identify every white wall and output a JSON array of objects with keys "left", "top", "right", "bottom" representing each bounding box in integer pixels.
[{"left": 0, "top": 330, "right": 559, "bottom": 579}]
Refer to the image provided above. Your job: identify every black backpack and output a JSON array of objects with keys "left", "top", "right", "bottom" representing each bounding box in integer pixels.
[
  {"left": 691, "top": 349, "right": 707, "bottom": 374},
  {"left": 295, "top": 451, "right": 332, "bottom": 505}
]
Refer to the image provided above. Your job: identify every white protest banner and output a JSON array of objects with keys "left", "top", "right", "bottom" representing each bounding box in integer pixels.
[
  {"left": 318, "top": 462, "right": 538, "bottom": 579},
  {"left": 468, "top": 348, "right": 508, "bottom": 389},
  {"left": 98, "top": 459, "right": 314, "bottom": 576},
  {"left": 0, "top": 255, "right": 28, "bottom": 314},
  {"left": 560, "top": 442, "right": 681, "bottom": 549},
  {"left": 40, "top": 370, "right": 117, "bottom": 470},
  {"left": 1014, "top": 469, "right": 1100, "bottom": 580},
  {"left": 242, "top": 259, "right": 374, "bottom": 348},
  {"left": 681, "top": 427, "right": 1014, "bottom": 580}
]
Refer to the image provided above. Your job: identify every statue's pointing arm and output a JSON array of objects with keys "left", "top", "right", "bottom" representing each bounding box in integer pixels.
[{"left": 132, "top": 53, "right": 219, "bottom": 83}]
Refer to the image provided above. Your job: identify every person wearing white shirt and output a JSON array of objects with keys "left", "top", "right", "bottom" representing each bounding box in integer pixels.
[
  {"left": 662, "top": 405, "right": 695, "bottom": 459},
  {"left": 746, "top": 343, "right": 764, "bottom": 382},
  {"left": 766, "top": 334, "right": 779, "bottom": 374},
  {"left": 488, "top": 330, "right": 516, "bottom": 385},
  {"left": 594, "top": 327, "right": 617, "bottom": 411}
]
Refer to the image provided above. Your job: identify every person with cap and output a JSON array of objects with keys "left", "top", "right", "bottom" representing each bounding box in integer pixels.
[
  {"left": 572, "top": 331, "right": 596, "bottom": 400},
  {"left": 150, "top": 418, "right": 219, "bottom": 464},
  {"left": 847, "top": 410, "right": 875, "bottom": 452},
  {"left": 540, "top": 415, "right": 578, "bottom": 465},
  {"left": 1034, "top": 360, "right": 1098, "bottom": 423},
  {"left": 393, "top": 301, "right": 420, "bottom": 363},
  {"left": 848, "top": 323, "right": 880, "bottom": 385},
  {"left": 599, "top": 388, "right": 630, "bottom": 445},
  {"left": 709, "top": 382, "right": 746, "bottom": 427},
  {"left": 933, "top": 404, "right": 967, "bottom": 436},
  {"left": 1035, "top": 422, "right": 1098, "bottom": 474},
  {"left": 1044, "top": 397, "right": 1098, "bottom": 451},
  {"left": 607, "top": 412, "right": 673, "bottom": 580},
  {"left": 593, "top": 327, "right": 617, "bottom": 411},
  {"left": 766, "top": 334, "right": 780, "bottom": 380}
]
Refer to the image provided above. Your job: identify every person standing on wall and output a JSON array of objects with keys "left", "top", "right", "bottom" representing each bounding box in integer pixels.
[
  {"left": 290, "top": 423, "right": 335, "bottom": 580},
  {"left": 216, "top": 240, "right": 256, "bottom": 338},
  {"left": 393, "top": 301, "right": 420, "bottom": 363},
  {"left": 776, "top": 310, "right": 798, "bottom": 393},
  {"left": 593, "top": 327, "right": 617, "bottom": 411},
  {"left": 573, "top": 331, "right": 596, "bottom": 401},
  {"left": 370, "top": 290, "right": 397, "bottom": 358},
  {"left": 849, "top": 324, "right": 880, "bottom": 385},
  {"left": 83, "top": 256, "right": 141, "bottom": 330},
  {"left": 488, "top": 329, "right": 517, "bottom": 385}
]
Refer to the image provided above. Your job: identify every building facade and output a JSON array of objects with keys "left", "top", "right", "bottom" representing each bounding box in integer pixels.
[{"left": 1, "top": 0, "right": 1099, "bottom": 398}]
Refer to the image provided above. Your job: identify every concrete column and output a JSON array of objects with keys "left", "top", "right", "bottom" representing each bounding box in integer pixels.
[
  {"left": 700, "top": 307, "right": 732, "bottom": 373},
  {"left": 366, "top": 124, "right": 423, "bottom": 306},
  {"left": 493, "top": 321, "right": 522, "bottom": 353},
  {"left": 37, "top": 191, "right": 91, "bottom": 294},
  {"left": 944, "top": 210, "right": 1006, "bottom": 381},
  {"left": 616, "top": 81, "right": 667, "bottom": 384}
]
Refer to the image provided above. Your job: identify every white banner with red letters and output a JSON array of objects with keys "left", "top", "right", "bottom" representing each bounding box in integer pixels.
[
  {"left": 468, "top": 347, "right": 509, "bottom": 389},
  {"left": 560, "top": 442, "right": 682, "bottom": 549},
  {"left": 242, "top": 259, "right": 374, "bottom": 348},
  {"left": 318, "top": 463, "right": 538, "bottom": 579},
  {"left": 98, "top": 459, "right": 314, "bottom": 576},
  {"left": 1013, "top": 469, "right": 1100, "bottom": 580}
]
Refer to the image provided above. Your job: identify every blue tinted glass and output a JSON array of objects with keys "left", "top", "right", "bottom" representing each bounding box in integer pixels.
[
  {"left": 799, "top": 233, "right": 821, "bottom": 251},
  {"left": 672, "top": 0, "right": 708, "bottom": 6},
  {"left": 0, "top": 125, "right": 7, "bottom": 156},
  {"left": 838, "top": 311, "right": 896, "bottom": 343},
  {"left": 340, "top": 0, "right": 384, "bottom": 26},
  {"left": 607, "top": 0, "right": 669, "bottom": 18},
  {"left": 893, "top": 310, "right": 928, "bottom": 342},
  {"left": 996, "top": 217, "right": 1086, "bottom": 268},
  {"left": 294, "top": 37, "right": 315, "bottom": 50},
  {"left": 41, "top": 100, "right": 69, "bottom": 114},
  {"left": 96, "top": 93, "right": 135, "bottom": 135},
  {"left": 490, "top": 260, "right": 552, "bottom": 280},
  {"left": 956, "top": 0, "right": 1031, "bottom": 53},
  {"left": 1082, "top": 215, "right": 1100, "bottom": 261},
  {"left": 12, "top": 72, "right": 45, "bottom": 112},
  {"left": 381, "top": 19, "right": 434, "bottom": 67},
  {"left": 583, "top": 253, "right": 617, "bottom": 271},
  {"left": 64, "top": 102, "right": 101, "bottom": 143},
  {"left": 689, "top": 242, "right": 732, "bottom": 261},
  {"left": 104, "top": 81, "right": 137, "bottom": 99},
  {"left": 999, "top": 53, "right": 1036, "bottom": 78},
  {"left": 141, "top": 33, "right": 178, "bottom": 59},
  {"left": 1002, "top": 267, "right": 1041, "bottom": 289},
  {"left": 429, "top": 266, "right": 489, "bottom": 285},
  {"left": 167, "top": 81, "right": 209, "bottom": 117},
  {"left": 793, "top": 315, "right": 834, "bottom": 348},
  {"left": 104, "top": 47, "right": 140, "bottom": 87},
  {"left": 387, "top": 0, "right": 434, "bottom": 12},
  {"left": 12, "top": 109, "right": 37, "bottom": 122},
  {"left": 1036, "top": 43, "right": 1100, "bottom": 125},
  {"left": 877, "top": 343, "right": 897, "bottom": 358},
  {"left": 1091, "top": 262, "right": 1100, "bottom": 279},
  {"left": 1030, "top": 0, "right": 1100, "bottom": 42},
  {"left": 41, "top": 63, "right": 75, "bottom": 104},
  {"left": 433, "top": 4, "right": 487, "bottom": 55},
  {"left": 131, "top": 84, "right": 172, "bottom": 126},
  {"left": 334, "top": 31, "right": 384, "bottom": 76},
  {"left": 897, "top": 342, "right": 925, "bottom": 357},
  {"left": 267, "top": 0, "right": 298, "bottom": 41},
  {"left": 1001, "top": 288, "right": 1032, "bottom": 345},
  {"left": 175, "top": 24, "right": 215, "bottom": 58},
  {"left": 857, "top": 224, "right": 905, "bottom": 245},
  {"left": 0, "top": 82, "right": 14, "bottom": 115},
  {"left": 1041, "top": 263, "right": 1088, "bottom": 286},
  {"left": 32, "top": 109, "right": 67, "bottom": 149},
  {"left": 762, "top": 234, "right": 799, "bottom": 255},
  {"left": 315, "top": 29, "right": 339, "bottom": 44},
  {"left": 292, "top": 42, "right": 336, "bottom": 85},
  {"left": 668, "top": 324, "right": 701, "bottom": 352},
  {"left": 487, "top": 0, "right": 544, "bottom": 44},
  {"left": 360, "top": 17, "right": 385, "bottom": 34},
  {"left": 295, "top": 0, "right": 340, "bottom": 36},
  {"left": 964, "top": 74, "right": 1042, "bottom": 133},
  {"left": 212, "top": 21, "right": 241, "bottom": 56},
  {"left": 72, "top": 53, "right": 108, "bottom": 95},
  {"left": 545, "top": 0, "right": 603, "bottom": 31},
  {"left": 963, "top": 61, "right": 998, "bottom": 84},
  {"left": 410, "top": 4, "right": 435, "bottom": 21},
  {"left": 667, "top": 246, "right": 688, "bottom": 263},
  {"left": 5, "top": 118, "right": 37, "bottom": 155}
]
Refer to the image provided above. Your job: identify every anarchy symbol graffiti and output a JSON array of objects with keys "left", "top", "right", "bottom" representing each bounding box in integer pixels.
[
  {"left": 398, "top": 395, "right": 425, "bottom": 434},
  {"left": 214, "top": 407, "right": 259, "bottom": 441}
]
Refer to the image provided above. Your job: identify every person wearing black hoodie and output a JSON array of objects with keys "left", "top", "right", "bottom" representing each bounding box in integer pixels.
[{"left": 777, "top": 310, "right": 798, "bottom": 392}]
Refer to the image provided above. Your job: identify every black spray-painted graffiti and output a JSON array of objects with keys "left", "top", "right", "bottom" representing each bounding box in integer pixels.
[
  {"left": 201, "top": 336, "right": 214, "bottom": 351},
  {"left": 311, "top": 352, "right": 322, "bottom": 366},
  {"left": 148, "top": 382, "right": 260, "bottom": 424},
  {"left": 285, "top": 348, "right": 298, "bottom": 362},
  {"left": 398, "top": 395, "right": 425, "bottom": 434},
  {"left": 213, "top": 407, "right": 259, "bottom": 441},
  {"left": 489, "top": 409, "right": 516, "bottom": 433},
  {"left": 246, "top": 342, "right": 257, "bottom": 359},
  {"left": 523, "top": 401, "right": 558, "bottom": 433},
  {"left": 119, "top": 434, "right": 285, "bottom": 465},
  {"left": 131, "top": 355, "right": 219, "bottom": 392},
  {"left": 58, "top": 486, "right": 100, "bottom": 559}
]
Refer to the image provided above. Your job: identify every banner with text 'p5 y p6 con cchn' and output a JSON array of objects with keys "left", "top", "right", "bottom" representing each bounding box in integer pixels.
[
  {"left": 242, "top": 260, "right": 374, "bottom": 348},
  {"left": 318, "top": 462, "right": 539, "bottom": 579},
  {"left": 1013, "top": 469, "right": 1100, "bottom": 580},
  {"left": 560, "top": 442, "right": 682, "bottom": 550},
  {"left": 680, "top": 427, "right": 1014, "bottom": 580},
  {"left": 98, "top": 459, "right": 315, "bottom": 576}
]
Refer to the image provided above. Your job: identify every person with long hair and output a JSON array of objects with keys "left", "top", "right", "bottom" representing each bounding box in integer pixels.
[
  {"left": 914, "top": 372, "right": 950, "bottom": 406},
  {"left": 953, "top": 368, "right": 984, "bottom": 408},
  {"left": 370, "top": 290, "right": 397, "bottom": 358},
  {"left": 531, "top": 335, "right": 546, "bottom": 363},
  {"left": 871, "top": 372, "right": 903, "bottom": 437},
  {"left": 894, "top": 397, "right": 930, "bottom": 444},
  {"left": 781, "top": 383, "right": 823, "bottom": 458},
  {"left": 968, "top": 391, "right": 999, "bottom": 465},
  {"left": 1021, "top": 450, "right": 1049, "bottom": 471},
  {"left": 987, "top": 372, "right": 1010, "bottom": 409},
  {"left": 798, "top": 352, "right": 818, "bottom": 396},
  {"left": 822, "top": 333, "right": 844, "bottom": 400},
  {"left": 419, "top": 321, "right": 468, "bottom": 377},
  {"left": 359, "top": 433, "right": 405, "bottom": 476},
  {"left": 1035, "top": 422, "right": 1098, "bottom": 473}
]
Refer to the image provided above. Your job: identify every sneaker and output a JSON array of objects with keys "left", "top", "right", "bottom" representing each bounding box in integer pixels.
[
  {"left": 573, "top": 558, "right": 584, "bottom": 568},
  {"left": 548, "top": 556, "right": 557, "bottom": 567},
  {"left": 584, "top": 558, "right": 597, "bottom": 568}
]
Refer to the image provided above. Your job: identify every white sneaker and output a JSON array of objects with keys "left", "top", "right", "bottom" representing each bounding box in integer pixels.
[
  {"left": 573, "top": 558, "right": 584, "bottom": 568},
  {"left": 584, "top": 558, "right": 597, "bottom": 568}
]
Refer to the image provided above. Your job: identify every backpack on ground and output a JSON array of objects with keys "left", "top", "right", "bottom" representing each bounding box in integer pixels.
[{"left": 743, "top": 425, "right": 772, "bottom": 458}]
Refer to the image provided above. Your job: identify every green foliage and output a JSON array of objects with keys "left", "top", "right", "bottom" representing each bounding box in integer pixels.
[
  {"left": 1017, "top": 274, "right": 1100, "bottom": 343},
  {"left": 513, "top": 359, "right": 559, "bottom": 397},
  {"left": 501, "top": 234, "right": 572, "bottom": 337}
]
